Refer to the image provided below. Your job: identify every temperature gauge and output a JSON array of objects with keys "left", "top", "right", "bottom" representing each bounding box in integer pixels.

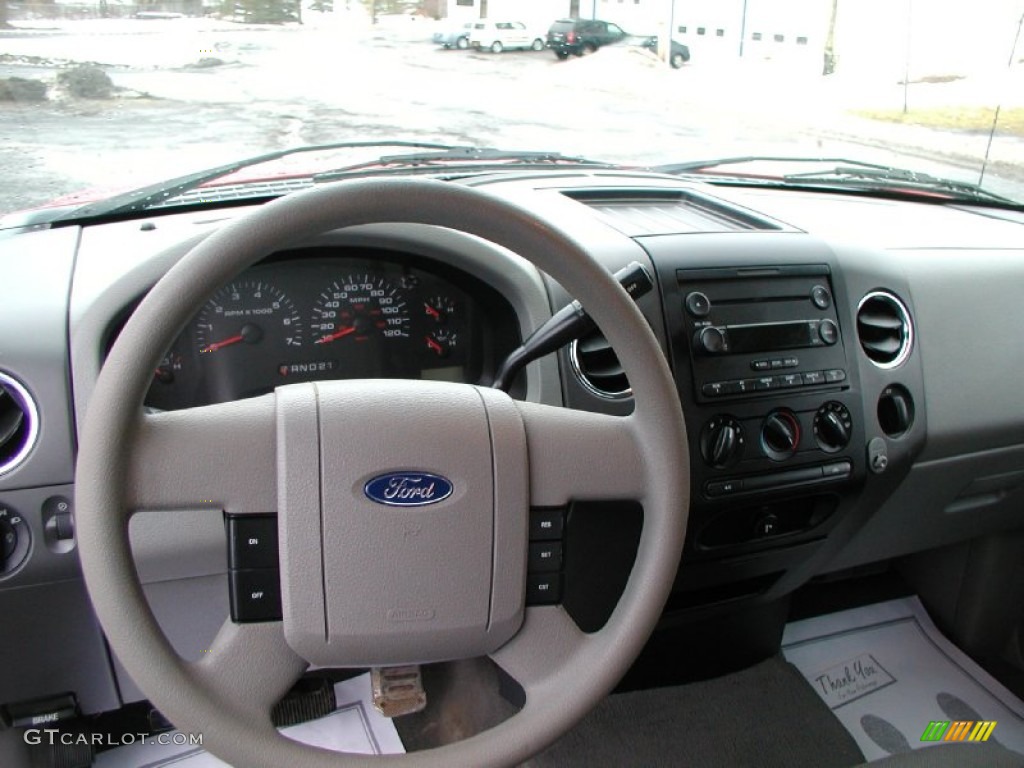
[
  {"left": 425, "top": 329, "right": 458, "bottom": 358},
  {"left": 423, "top": 296, "right": 456, "bottom": 325},
  {"left": 155, "top": 352, "right": 184, "bottom": 384}
]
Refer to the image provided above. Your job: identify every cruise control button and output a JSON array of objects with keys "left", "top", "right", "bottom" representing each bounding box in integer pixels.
[
  {"left": 228, "top": 514, "right": 279, "bottom": 570},
  {"left": 526, "top": 573, "right": 563, "bottom": 605},
  {"left": 528, "top": 541, "right": 563, "bottom": 573},
  {"left": 229, "top": 569, "right": 282, "bottom": 623},
  {"left": 825, "top": 369, "right": 847, "bottom": 383},
  {"left": 529, "top": 509, "right": 564, "bottom": 540},
  {"left": 802, "top": 371, "right": 825, "bottom": 386}
]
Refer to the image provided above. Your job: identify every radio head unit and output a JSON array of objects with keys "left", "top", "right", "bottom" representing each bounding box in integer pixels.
[{"left": 675, "top": 265, "right": 848, "bottom": 401}]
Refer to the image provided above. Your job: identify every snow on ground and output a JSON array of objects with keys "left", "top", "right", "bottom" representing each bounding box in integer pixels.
[{"left": 0, "top": 15, "right": 1021, "bottom": 212}]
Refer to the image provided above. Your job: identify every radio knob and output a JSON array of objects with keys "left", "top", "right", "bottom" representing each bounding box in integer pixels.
[
  {"left": 696, "top": 326, "right": 726, "bottom": 354},
  {"left": 814, "top": 402, "right": 853, "bottom": 453},
  {"left": 818, "top": 319, "right": 839, "bottom": 345},
  {"left": 761, "top": 410, "right": 801, "bottom": 461},
  {"left": 700, "top": 416, "right": 744, "bottom": 468}
]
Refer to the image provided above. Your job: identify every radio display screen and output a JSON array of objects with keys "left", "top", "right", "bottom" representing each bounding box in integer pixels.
[{"left": 728, "top": 322, "right": 813, "bottom": 353}]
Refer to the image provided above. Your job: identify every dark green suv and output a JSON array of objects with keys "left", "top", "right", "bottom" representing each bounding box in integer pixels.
[{"left": 546, "top": 18, "right": 627, "bottom": 59}]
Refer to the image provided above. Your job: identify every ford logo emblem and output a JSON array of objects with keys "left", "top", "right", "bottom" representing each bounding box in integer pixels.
[{"left": 364, "top": 472, "right": 454, "bottom": 507}]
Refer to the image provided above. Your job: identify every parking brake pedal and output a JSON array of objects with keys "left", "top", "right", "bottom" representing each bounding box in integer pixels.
[
  {"left": 371, "top": 665, "right": 427, "bottom": 717},
  {"left": 271, "top": 676, "right": 337, "bottom": 728}
]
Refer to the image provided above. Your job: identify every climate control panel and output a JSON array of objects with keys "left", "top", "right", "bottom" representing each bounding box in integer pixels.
[{"left": 693, "top": 390, "right": 862, "bottom": 504}]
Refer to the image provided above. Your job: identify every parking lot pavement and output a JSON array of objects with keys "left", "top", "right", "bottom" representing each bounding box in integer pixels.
[{"left": 0, "top": 18, "right": 1021, "bottom": 213}]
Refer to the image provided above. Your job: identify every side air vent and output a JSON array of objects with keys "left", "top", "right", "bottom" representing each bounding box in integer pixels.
[
  {"left": 0, "top": 372, "right": 39, "bottom": 476},
  {"left": 570, "top": 330, "right": 631, "bottom": 399},
  {"left": 856, "top": 291, "right": 913, "bottom": 368}
]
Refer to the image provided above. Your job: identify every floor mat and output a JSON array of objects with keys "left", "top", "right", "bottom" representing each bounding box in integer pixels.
[
  {"left": 524, "top": 655, "right": 864, "bottom": 768},
  {"left": 94, "top": 673, "right": 404, "bottom": 767},
  {"left": 782, "top": 596, "right": 1024, "bottom": 762}
]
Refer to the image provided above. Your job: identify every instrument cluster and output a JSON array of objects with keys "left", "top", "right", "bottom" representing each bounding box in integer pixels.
[{"left": 137, "top": 247, "right": 521, "bottom": 411}]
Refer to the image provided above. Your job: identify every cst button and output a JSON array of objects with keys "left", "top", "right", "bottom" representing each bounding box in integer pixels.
[{"left": 526, "top": 573, "right": 563, "bottom": 605}]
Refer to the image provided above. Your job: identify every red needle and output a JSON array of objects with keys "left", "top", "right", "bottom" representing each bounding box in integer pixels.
[
  {"left": 424, "top": 303, "right": 440, "bottom": 321},
  {"left": 426, "top": 336, "right": 443, "bottom": 355},
  {"left": 200, "top": 334, "right": 244, "bottom": 353},
  {"left": 314, "top": 325, "right": 357, "bottom": 345}
]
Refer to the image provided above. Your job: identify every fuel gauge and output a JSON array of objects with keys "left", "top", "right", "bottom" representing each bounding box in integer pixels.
[{"left": 425, "top": 329, "right": 458, "bottom": 358}]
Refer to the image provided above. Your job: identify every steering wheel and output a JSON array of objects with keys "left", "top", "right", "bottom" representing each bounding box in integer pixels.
[{"left": 75, "top": 178, "right": 690, "bottom": 767}]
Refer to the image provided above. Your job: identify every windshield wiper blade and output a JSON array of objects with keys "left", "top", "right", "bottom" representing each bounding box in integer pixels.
[
  {"left": 312, "top": 146, "right": 618, "bottom": 182},
  {"left": 652, "top": 155, "right": 897, "bottom": 175},
  {"left": 653, "top": 155, "right": 1017, "bottom": 206},
  {"left": 56, "top": 140, "right": 459, "bottom": 221},
  {"left": 781, "top": 166, "right": 1018, "bottom": 205}
]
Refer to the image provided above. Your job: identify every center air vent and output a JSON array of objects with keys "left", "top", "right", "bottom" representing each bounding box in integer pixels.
[
  {"left": 856, "top": 292, "right": 913, "bottom": 369},
  {"left": 0, "top": 373, "right": 39, "bottom": 476},
  {"left": 570, "top": 330, "right": 631, "bottom": 399}
]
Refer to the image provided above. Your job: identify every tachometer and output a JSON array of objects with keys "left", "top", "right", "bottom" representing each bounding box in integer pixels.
[
  {"left": 195, "top": 281, "right": 303, "bottom": 354},
  {"left": 310, "top": 275, "right": 410, "bottom": 345}
]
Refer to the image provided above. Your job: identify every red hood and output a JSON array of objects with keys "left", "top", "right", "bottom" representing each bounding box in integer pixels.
[{"left": 26, "top": 167, "right": 319, "bottom": 213}]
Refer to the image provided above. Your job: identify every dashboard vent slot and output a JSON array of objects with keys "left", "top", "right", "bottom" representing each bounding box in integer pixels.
[
  {"left": 856, "top": 292, "right": 913, "bottom": 368},
  {"left": 562, "top": 189, "right": 782, "bottom": 236},
  {"left": 570, "top": 330, "right": 631, "bottom": 399},
  {"left": 0, "top": 373, "right": 39, "bottom": 476}
]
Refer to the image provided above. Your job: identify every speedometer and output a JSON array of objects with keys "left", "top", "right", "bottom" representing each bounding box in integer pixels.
[
  {"left": 195, "top": 281, "right": 303, "bottom": 354},
  {"left": 310, "top": 275, "right": 410, "bottom": 345}
]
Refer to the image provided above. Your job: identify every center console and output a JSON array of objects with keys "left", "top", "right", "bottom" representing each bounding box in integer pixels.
[{"left": 649, "top": 238, "right": 866, "bottom": 563}]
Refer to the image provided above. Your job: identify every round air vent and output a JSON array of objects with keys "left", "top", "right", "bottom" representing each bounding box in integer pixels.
[
  {"left": 569, "top": 330, "right": 631, "bottom": 399},
  {"left": 0, "top": 372, "right": 39, "bottom": 476},
  {"left": 856, "top": 291, "right": 913, "bottom": 369}
]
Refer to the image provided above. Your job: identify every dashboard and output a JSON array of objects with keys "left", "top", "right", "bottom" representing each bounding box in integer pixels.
[
  {"left": 1, "top": 169, "right": 1023, "bottom": 721},
  {"left": 110, "top": 249, "right": 522, "bottom": 411}
]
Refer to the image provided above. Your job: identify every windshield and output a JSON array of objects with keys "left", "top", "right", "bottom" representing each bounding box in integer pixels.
[{"left": 1, "top": 0, "right": 1022, "bottom": 215}]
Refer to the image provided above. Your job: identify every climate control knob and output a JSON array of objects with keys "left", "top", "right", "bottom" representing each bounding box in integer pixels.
[
  {"left": 700, "top": 416, "right": 745, "bottom": 468},
  {"left": 761, "top": 410, "right": 801, "bottom": 461},
  {"left": 814, "top": 401, "right": 853, "bottom": 453}
]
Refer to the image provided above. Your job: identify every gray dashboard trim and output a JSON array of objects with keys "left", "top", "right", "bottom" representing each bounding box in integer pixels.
[{"left": 0, "top": 226, "right": 80, "bottom": 491}]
